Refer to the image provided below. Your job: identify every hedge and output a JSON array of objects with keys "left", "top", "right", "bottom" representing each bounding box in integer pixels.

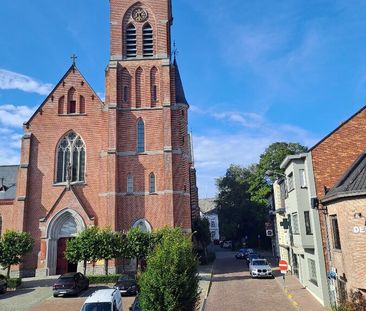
[
  {"left": 7, "top": 278, "right": 22, "bottom": 289},
  {"left": 87, "top": 274, "right": 129, "bottom": 284}
]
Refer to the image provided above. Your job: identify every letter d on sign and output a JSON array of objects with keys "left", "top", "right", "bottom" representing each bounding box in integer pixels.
[{"left": 353, "top": 226, "right": 360, "bottom": 234}]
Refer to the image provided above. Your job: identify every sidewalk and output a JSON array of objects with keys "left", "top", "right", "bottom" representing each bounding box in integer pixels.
[
  {"left": 259, "top": 251, "right": 329, "bottom": 311},
  {"left": 197, "top": 262, "right": 214, "bottom": 311}
]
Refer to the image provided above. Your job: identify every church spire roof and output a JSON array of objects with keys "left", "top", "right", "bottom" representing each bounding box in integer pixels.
[{"left": 173, "top": 58, "right": 188, "bottom": 105}]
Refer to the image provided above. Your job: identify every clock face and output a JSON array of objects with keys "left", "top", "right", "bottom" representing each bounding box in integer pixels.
[{"left": 132, "top": 7, "right": 148, "bottom": 22}]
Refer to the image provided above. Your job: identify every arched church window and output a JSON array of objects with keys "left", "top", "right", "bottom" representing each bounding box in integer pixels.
[
  {"left": 79, "top": 95, "right": 85, "bottom": 114},
  {"left": 56, "top": 131, "right": 86, "bottom": 183},
  {"left": 143, "top": 23, "right": 153, "bottom": 57},
  {"left": 137, "top": 119, "right": 145, "bottom": 153},
  {"left": 149, "top": 173, "right": 156, "bottom": 193},
  {"left": 150, "top": 67, "right": 158, "bottom": 106},
  {"left": 126, "top": 23, "right": 137, "bottom": 58},
  {"left": 68, "top": 87, "right": 77, "bottom": 114},
  {"left": 135, "top": 67, "right": 143, "bottom": 108},
  {"left": 58, "top": 96, "right": 64, "bottom": 114},
  {"left": 127, "top": 174, "right": 133, "bottom": 193},
  {"left": 132, "top": 219, "right": 152, "bottom": 233}
]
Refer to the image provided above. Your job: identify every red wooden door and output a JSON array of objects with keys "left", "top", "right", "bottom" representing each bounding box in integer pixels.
[{"left": 56, "top": 238, "right": 68, "bottom": 275}]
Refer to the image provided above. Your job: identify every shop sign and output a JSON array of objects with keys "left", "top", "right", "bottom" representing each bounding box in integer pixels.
[{"left": 353, "top": 226, "right": 366, "bottom": 234}]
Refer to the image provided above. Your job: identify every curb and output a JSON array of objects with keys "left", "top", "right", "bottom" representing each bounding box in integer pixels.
[{"left": 199, "top": 264, "right": 214, "bottom": 311}]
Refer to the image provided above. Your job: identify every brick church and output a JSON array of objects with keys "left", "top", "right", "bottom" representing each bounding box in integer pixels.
[{"left": 0, "top": 0, "right": 199, "bottom": 277}]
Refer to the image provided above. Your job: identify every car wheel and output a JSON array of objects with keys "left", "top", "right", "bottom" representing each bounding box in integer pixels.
[{"left": 53, "top": 293, "right": 58, "bottom": 298}]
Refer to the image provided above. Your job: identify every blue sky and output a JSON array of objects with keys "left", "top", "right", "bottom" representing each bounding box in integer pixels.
[{"left": 1, "top": 0, "right": 366, "bottom": 198}]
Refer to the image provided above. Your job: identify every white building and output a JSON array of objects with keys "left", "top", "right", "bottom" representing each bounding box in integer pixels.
[{"left": 199, "top": 199, "right": 220, "bottom": 241}]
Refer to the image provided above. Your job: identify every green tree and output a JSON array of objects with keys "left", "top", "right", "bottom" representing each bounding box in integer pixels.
[
  {"left": 139, "top": 228, "right": 200, "bottom": 311},
  {"left": 127, "top": 227, "right": 151, "bottom": 271},
  {"left": 65, "top": 226, "right": 99, "bottom": 275},
  {"left": 216, "top": 164, "right": 262, "bottom": 243},
  {"left": 0, "top": 230, "right": 33, "bottom": 278},
  {"left": 249, "top": 142, "right": 307, "bottom": 205},
  {"left": 96, "top": 228, "right": 122, "bottom": 275},
  {"left": 192, "top": 218, "right": 211, "bottom": 260}
]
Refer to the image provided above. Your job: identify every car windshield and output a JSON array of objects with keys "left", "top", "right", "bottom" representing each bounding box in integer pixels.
[
  {"left": 81, "top": 303, "right": 112, "bottom": 311},
  {"left": 252, "top": 260, "right": 268, "bottom": 266}
]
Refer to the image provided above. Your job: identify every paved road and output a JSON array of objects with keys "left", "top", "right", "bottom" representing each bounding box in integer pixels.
[
  {"left": 0, "top": 281, "right": 134, "bottom": 311},
  {"left": 205, "top": 250, "right": 295, "bottom": 311}
]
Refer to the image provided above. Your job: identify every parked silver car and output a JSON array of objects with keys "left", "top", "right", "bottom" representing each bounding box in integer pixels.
[{"left": 249, "top": 259, "right": 273, "bottom": 278}]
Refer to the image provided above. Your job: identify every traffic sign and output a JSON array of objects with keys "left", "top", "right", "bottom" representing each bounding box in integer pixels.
[{"left": 279, "top": 260, "right": 288, "bottom": 274}]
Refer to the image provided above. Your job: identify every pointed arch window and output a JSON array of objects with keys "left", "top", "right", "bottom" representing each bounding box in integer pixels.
[
  {"left": 149, "top": 173, "right": 156, "bottom": 193},
  {"left": 127, "top": 174, "right": 133, "bottom": 193},
  {"left": 79, "top": 95, "right": 85, "bottom": 114},
  {"left": 126, "top": 24, "right": 137, "bottom": 58},
  {"left": 135, "top": 67, "right": 143, "bottom": 108},
  {"left": 150, "top": 67, "right": 158, "bottom": 106},
  {"left": 121, "top": 68, "right": 131, "bottom": 106},
  {"left": 137, "top": 119, "right": 145, "bottom": 153},
  {"left": 68, "top": 88, "right": 77, "bottom": 114},
  {"left": 143, "top": 23, "right": 153, "bottom": 57},
  {"left": 56, "top": 132, "right": 86, "bottom": 183},
  {"left": 58, "top": 96, "right": 65, "bottom": 114}
]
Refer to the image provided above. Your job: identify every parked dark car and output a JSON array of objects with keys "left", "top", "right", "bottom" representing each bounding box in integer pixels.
[
  {"left": 52, "top": 272, "right": 89, "bottom": 297},
  {"left": 0, "top": 275, "right": 7, "bottom": 294},
  {"left": 235, "top": 248, "right": 247, "bottom": 259},
  {"left": 129, "top": 296, "right": 141, "bottom": 311},
  {"left": 246, "top": 253, "right": 259, "bottom": 265},
  {"left": 114, "top": 276, "right": 138, "bottom": 296}
]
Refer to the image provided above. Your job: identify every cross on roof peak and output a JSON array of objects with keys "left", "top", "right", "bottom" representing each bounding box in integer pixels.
[{"left": 71, "top": 54, "right": 77, "bottom": 65}]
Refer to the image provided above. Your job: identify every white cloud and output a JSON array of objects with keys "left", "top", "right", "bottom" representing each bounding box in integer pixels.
[
  {"left": 212, "top": 111, "right": 264, "bottom": 128},
  {"left": 0, "top": 69, "right": 53, "bottom": 95},
  {"left": 0, "top": 104, "right": 36, "bottom": 166},
  {"left": 0, "top": 104, "right": 35, "bottom": 128}
]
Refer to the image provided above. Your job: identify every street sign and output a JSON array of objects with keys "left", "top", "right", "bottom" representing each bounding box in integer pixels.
[
  {"left": 279, "top": 260, "right": 288, "bottom": 274},
  {"left": 266, "top": 229, "right": 274, "bottom": 237}
]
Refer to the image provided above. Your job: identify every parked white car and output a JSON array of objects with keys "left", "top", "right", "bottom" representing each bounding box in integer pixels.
[
  {"left": 249, "top": 259, "right": 273, "bottom": 278},
  {"left": 81, "top": 288, "right": 123, "bottom": 311}
]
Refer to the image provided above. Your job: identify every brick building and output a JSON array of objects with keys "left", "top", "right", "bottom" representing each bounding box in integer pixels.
[
  {"left": 310, "top": 106, "right": 366, "bottom": 304},
  {"left": 322, "top": 153, "right": 366, "bottom": 304},
  {"left": 0, "top": 0, "right": 195, "bottom": 277}
]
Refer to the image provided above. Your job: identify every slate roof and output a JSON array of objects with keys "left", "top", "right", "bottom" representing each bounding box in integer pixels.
[
  {"left": 322, "top": 152, "right": 366, "bottom": 204},
  {"left": 0, "top": 165, "right": 18, "bottom": 200},
  {"left": 173, "top": 59, "right": 188, "bottom": 105},
  {"left": 199, "top": 198, "right": 217, "bottom": 214}
]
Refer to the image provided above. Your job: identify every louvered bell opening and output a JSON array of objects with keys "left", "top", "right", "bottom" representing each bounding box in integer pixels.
[
  {"left": 126, "top": 26, "right": 137, "bottom": 58},
  {"left": 143, "top": 25, "right": 153, "bottom": 57}
]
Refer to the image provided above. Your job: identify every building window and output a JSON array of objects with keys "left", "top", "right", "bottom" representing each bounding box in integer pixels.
[
  {"left": 79, "top": 95, "right": 85, "bottom": 114},
  {"left": 135, "top": 67, "right": 143, "bottom": 108},
  {"left": 292, "top": 212, "right": 299, "bottom": 235},
  {"left": 127, "top": 174, "right": 133, "bottom": 193},
  {"left": 137, "top": 119, "right": 145, "bottom": 153},
  {"left": 126, "top": 23, "right": 137, "bottom": 58},
  {"left": 56, "top": 131, "right": 86, "bottom": 183},
  {"left": 304, "top": 211, "right": 313, "bottom": 235},
  {"left": 150, "top": 67, "right": 158, "bottom": 106},
  {"left": 58, "top": 96, "right": 64, "bottom": 114},
  {"left": 68, "top": 87, "right": 77, "bottom": 114},
  {"left": 149, "top": 173, "right": 156, "bottom": 193},
  {"left": 287, "top": 172, "right": 294, "bottom": 191},
  {"left": 210, "top": 220, "right": 215, "bottom": 228},
  {"left": 331, "top": 215, "right": 342, "bottom": 250},
  {"left": 123, "top": 86, "right": 129, "bottom": 103},
  {"left": 308, "top": 259, "right": 318, "bottom": 286},
  {"left": 299, "top": 169, "right": 306, "bottom": 188},
  {"left": 143, "top": 23, "right": 153, "bottom": 57}
]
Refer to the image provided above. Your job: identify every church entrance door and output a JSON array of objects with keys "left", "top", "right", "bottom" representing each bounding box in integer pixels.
[{"left": 56, "top": 237, "right": 77, "bottom": 274}]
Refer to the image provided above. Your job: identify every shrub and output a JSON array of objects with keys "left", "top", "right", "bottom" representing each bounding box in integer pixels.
[
  {"left": 7, "top": 278, "right": 21, "bottom": 289},
  {"left": 139, "top": 228, "right": 200, "bottom": 311},
  {"left": 87, "top": 274, "right": 127, "bottom": 284}
]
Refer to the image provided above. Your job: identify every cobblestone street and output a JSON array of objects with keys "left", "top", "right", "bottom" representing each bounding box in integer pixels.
[{"left": 205, "top": 250, "right": 295, "bottom": 311}]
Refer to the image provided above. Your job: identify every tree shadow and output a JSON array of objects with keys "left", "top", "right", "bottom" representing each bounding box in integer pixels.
[{"left": 0, "top": 288, "right": 35, "bottom": 299}]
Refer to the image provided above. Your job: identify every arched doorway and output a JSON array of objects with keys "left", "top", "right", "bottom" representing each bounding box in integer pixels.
[{"left": 46, "top": 209, "right": 85, "bottom": 275}]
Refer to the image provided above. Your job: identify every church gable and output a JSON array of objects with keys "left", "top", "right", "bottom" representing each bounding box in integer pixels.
[{"left": 25, "top": 64, "right": 104, "bottom": 128}]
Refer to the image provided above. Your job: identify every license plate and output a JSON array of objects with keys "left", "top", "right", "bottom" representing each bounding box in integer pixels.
[{"left": 59, "top": 291, "right": 67, "bottom": 294}]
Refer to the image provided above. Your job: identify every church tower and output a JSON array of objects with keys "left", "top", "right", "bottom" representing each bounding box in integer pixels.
[{"left": 105, "top": 0, "right": 192, "bottom": 232}]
